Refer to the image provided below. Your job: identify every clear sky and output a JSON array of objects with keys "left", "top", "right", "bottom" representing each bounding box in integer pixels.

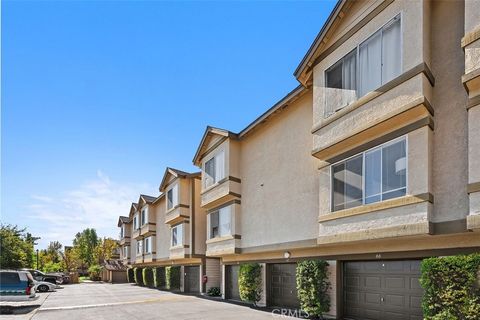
[{"left": 1, "top": 0, "right": 336, "bottom": 249}]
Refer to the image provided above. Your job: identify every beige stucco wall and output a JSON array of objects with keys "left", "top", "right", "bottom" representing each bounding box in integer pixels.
[
  {"left": 193, "top": 178, "right": 207, "bottom": 255},
  {"left": 239, "top": 92, "right": 319, "bottom": 248},
  {"left": 430, "top": 0, "right": 469, "bottom": 223},
  {"left": 153, "top": 196, "right": 170, "bottom": 260}
]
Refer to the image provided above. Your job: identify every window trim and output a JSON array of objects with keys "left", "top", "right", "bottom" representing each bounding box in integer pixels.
[
  {"left": 167, "top": 184, "right": 179, "bottom": 210},
  {"left": 141, "top": 206, "right": 148, "bottom": 226},
  {"left": 324, "top": 12, "right": 403, "bottom": 116},
  {"left": 171, "top": 224, "right": 183, "bottom": 247},
  {"left": 144, "top": 237, "right": 151, "bottom": 254},
  {"left": 209, "top": 206, "right": 232, "bottom": 239},
  {"left": 330, "top": 135, "right": 408, "bottom": 212},
  {"left": 202, "top": 148, "right": 226, "bottom": 190}
]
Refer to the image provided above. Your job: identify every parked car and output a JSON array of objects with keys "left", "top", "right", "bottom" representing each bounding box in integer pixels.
[
  {"left": 33, "top": 280, "right": 57, "bottom": 293},
  {"left": 0, "top": 270, "right": 37, "bottom": 301},
  {"left": 20, "top": 269, "right": 65, "bottom": 284}
]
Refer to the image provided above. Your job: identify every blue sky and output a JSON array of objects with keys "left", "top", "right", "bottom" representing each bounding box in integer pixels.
[{"left": 1, "top": 0, "right": 336, "bottom": 249}]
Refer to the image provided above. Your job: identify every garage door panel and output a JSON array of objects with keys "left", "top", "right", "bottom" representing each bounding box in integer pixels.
[
  {"left": 184, "top": 266, "right": 200, "bottom": 293},
  {"left": 268, "top": 263, "right": 299, "bottom": 309},
  {"left": 344, "top": 260, "right": 424, "bottom": 320},
  {"left": 365, "top": 276, "right": 381, "bottom": 288},
  {"left": 225, "top": 265, "right": 240, "bottom": 301}
]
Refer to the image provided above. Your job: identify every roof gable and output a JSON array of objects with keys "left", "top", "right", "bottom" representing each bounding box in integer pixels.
[
  {"left": 117, "top": 216, "right": 129, "bottom": 227},
  {"left": 192, "top": 126, "right": 237, "bottom": 166},
  {"left": 137, "top": 194, "right": 156, "bottom": 207},
  {"left": 128, "top": 203, "right": 138, "bottom": 219},
  {"left": 159, "top": 167, "right": 199, "bottom": 192}
]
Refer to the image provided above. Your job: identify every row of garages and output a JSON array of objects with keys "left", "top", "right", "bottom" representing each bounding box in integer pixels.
[{"left": 224, "top": 260, "right": 423, "bottom": 320}]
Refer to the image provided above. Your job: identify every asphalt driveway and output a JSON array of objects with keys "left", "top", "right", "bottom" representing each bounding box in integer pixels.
[{"left": 25, "top": 283, "right": 297, "bottom": 320}]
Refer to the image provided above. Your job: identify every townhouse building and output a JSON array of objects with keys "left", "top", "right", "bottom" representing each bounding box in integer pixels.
[{"left": 118, "top": 0, "right": 480, "bottom": 319}]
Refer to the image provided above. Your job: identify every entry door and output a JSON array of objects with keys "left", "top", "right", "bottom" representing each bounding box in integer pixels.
[
  {"left": 184, "top": 266, "right": 200, "bottom": 293},
  {"left": 268, "top": 263, "right": 300, "bottom": 309},
  {"left": 225, "top": 265, "right": 240, "bottom": 300},
  {"left": 344, "top": 260, "right": 423, "bottom": 320}
]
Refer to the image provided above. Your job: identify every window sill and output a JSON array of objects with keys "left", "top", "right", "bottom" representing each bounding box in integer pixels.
[
  {"left": 318, "top": 193, "right": 433, "bottom": 223},
  {"left": 206, "top": 235, "right": 238, "bottom": 244}
]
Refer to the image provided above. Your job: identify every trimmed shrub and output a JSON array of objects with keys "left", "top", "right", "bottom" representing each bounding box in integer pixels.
[
  {"left": 127, "top": 268, "right": 135, "bottom": 283},
  {"left": 166, "top": 266, "right": 181, "bottom": 290},
  {"left": 420, "top": 253, "right": 480, "bottom": 320},
  {"left": 153, "top": 267, "right": 166, "bottom": 288},
  {"left": 88, "top": 264, "right": 102, "bottom": 281},
  {"left": 296, "top": 260, "right": 330, "bottom": 318},
  {"left": 207, "top": 287, "right": 221, "bottom": 297},
  {"left": 134, "top": 267, "right": 143, "bottom": 285},
  {"left": 142, "top": 267, "right": 154, "bottom": 287},
  {"left": 238, "top": 263, "right": 262, "bottom": 306}
]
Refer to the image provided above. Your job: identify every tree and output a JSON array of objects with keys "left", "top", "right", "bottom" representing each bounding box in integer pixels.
[
  {"left": 93, "top": 237, "right": 118, "bottom": 264},
  {"left": 46, "top": 241, "right": 62, "bottom": 263},
  {"left": 0, "top": 224, "right": 37, "bottom": 269},
  {"left": 72, "top": 228, "right": 99, "bottom": 267},
  {"left": 60, "top": 247, "right": 81, "bottom": 272}
]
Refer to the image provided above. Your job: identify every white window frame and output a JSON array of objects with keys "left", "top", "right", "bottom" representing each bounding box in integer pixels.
[
  {"left": 136, "top": 241, "right": 143, "bottom": 256},
  {"left": 120, "top": 225, "right": 124, "bottom": 239},
  {"left": 133, "top": 214, "right": 139, "bottom": 230},
  {"left": 123, "top": 246, "right": 128, "bottom": 258},
  {"left": 330, "top": 135, "right": 408, "bottom": 212},
  {"left": 144, "top": 237, "right": 151, "bottom": 254},
  {"left": 324, "top": 13, "right": 403, "bottom": 116},
  {"left": 141, "top": 206, "right": 148, "bottom": 226},
  {"left": 209, "top": 206, "right": 232, "bottom": 239},
  {"left": 171, "top": 224, "right": 183, "bottom": 247},
  {"left": 203, "top": 149, "right": 226, "bottom": 189},
  {"left": 167, "top": 184, "right": 179, "bottom": 210}
]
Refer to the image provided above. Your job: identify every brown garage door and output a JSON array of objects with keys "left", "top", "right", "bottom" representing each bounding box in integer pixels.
[
  {"left": 268, "top": 263, "right": 300, "bottom": 309},
  {"left": 344, "top": 260, "right": 423, "bottom": 320},
  {"left": 184, "top": 266, "right": 200, "bottom": 293},
  {"left": 225, "top": 265, "right": 241, "bottom": 301}
]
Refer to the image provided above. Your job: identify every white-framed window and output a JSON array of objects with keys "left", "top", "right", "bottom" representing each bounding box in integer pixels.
[
  {"left": 144, "top": 237, "right": 151, "bottom": 254},
  {"left": 136, "top": 241, "right": 143, "bottom": 256},
  {"left": 209, "top": 206, "right": 232, "bottom": 239},
  {"left": 204, "top": 150, "right": 225, "bottom": 188},
  {"left": 167, "top": 184, "right": 178, "bottom": 210},
  {"left": 133, "top": 214, "right": 139, "bottom": 230},
  {"left": 171, "top": 224, "right": 183, "bottom": 247},
  {"left": 325, "top": 14, "right": 401, "bottom": 116},
  {"left": 141, "top": 207, "right": 148, "bottom": 226},
  {"left": 331, "top": 137, "right": 407, "bottom": 212},
  {"left": 123, "top": 246, "right": 129, "bottom": 258},
  {"left": 120, "top": 225, "right": 124, "bottom": 239}
]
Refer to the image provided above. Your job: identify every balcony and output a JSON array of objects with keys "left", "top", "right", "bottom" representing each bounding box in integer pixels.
[
  {"left": 132, "top": 228, "right": 141, "bottom": 240},
  {"left": 169, "top": 245, "right": 190, "bottom": 260},
  {"left": 140, "top": 223, "right": 156, "bottom": 237},
  {"left": 201, "top": 177, "right": 241, "bottom": 209},
  {"left": 143, "top": 253, "right": 155, "bottom": 263},
  {"left": 119, "top": 236, "right": 131, "bottom": 246},
  {"left": 135, "top": 255, "right": 144, "bottom": 264},
  {"left": 165, "top": 205, "right": 190, "bottom": 225},
  {"left": 312, "top": 67, "right": 434, "bottom": 162}
]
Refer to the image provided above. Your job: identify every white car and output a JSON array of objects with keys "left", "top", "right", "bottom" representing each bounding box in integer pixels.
[{"left": 34, "top": 280, "right": 57, "bottom": 293}]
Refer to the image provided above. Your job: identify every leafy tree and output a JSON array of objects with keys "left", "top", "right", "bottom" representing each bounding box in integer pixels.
[
  {"left": 72, "top": 228, "right": 99, "bottom": 267},
  {"left": 238, "top": 263, "right": 263, "bottom": 306},
  {"left": 60, "top": 247, "right": 81, "bottom": 272},
  {"left": 296, "top": 260, "right": 331, "bottom": 318},
  {"left": 93, "top": 237, "right": 118, "bottom": 264},
  {"left": 46, "top": 241, "right": 62, "bottom": 263},
  {"left": 0, "top": 224, "right": 37, "bottom": 269}
]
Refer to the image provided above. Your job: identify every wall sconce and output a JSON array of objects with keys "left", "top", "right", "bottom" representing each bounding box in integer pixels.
[{"left": 284, "top": 251, "right": 291, "bottom": 259}]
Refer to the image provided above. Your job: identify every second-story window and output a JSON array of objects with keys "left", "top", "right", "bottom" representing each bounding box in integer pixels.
[
  {"left": 209, "top": 206, "right": 231, "bottom": 239},
  {"left": 144, "top": 237, "right": 151, "bottom": 254},
  {"left": 123, "top": 246, "right": 128, "bottom": 258},
  {"left": 325, "top": 14, "right": 401, "bottom": 116},
  {"left": 133, "top": 214, "right": 139, "bottom": 230},
  {"left": 204, "top": 150, "right": 225, "bottom": 188},
  {"left": 120, "top": 225, "right": 124, "bottom": 238},
  {"left": 136, "top": 241, "right": 142, "bottom": 255},
  {"left": 171, "top": 224, "right": 183, "bottom": 247},
  {"left": 141, "top": 207, "right": 148, "bottom": 226},
  {"left": 332, "top": 137, "right": 407, "bottom": 211},
  {"left": 167, "top": 184, "right": 178, "bottom": 210}
]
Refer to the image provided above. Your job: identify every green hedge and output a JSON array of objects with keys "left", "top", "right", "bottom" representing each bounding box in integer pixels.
[
  {"left": 127, "top": 268, "right": 135, "bottom": 283},
  {"left": 239, "top": 263, "right": 262, "bottom": 306},
  {"left": 153, "top": 267, "right": 166, "bottom": 288},
  {"left": 142, "top": 267, "right": 154, "bottom": 287},
  {"left": 134, "top": 267, "right": 143, "bottom": 285},
  {"left": 420, "top": 253, "right": 480, "bottom": 320},
  {"left": 296, "top": 260, "right": 330, "bottom": 318},
  {"left": 166, "top": 266, "right": 181, "bottom": 290}
]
